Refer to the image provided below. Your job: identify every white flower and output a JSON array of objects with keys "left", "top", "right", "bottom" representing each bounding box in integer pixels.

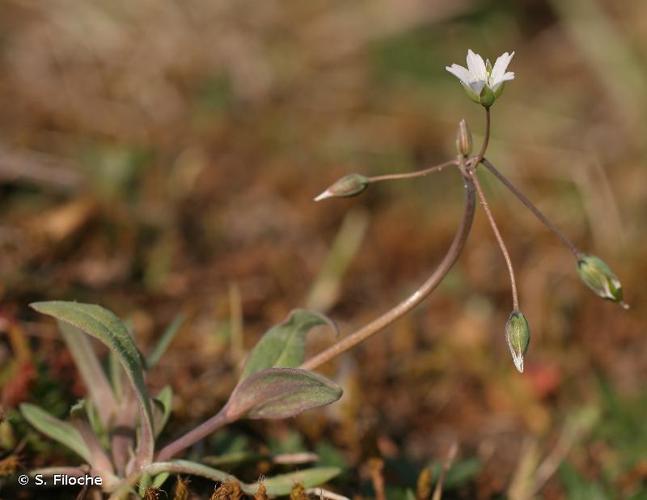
[{"left": 446, "top": 49, "right": 515, "bottom": 106}]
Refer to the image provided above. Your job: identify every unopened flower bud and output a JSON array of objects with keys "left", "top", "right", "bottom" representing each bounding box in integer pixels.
[
  {"left": 456, "top": 119, "right": 473, "bottom": 157},
  {"left": 577, "top": 254, "right": 628, "bottom": 308},
  {"left": 505, "top": 310, "right": 530, "bottom": 373},
  {"left": 314, "top": 173, "right": 369, "bottom": 202}
]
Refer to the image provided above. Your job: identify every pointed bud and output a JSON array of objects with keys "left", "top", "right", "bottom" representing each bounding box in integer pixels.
[
  {"left": 456, "top": 119, "right": 473, "bottom": 157},
  {"left": 314, "top": 173, "right": 369, "bottom": 202},
  {"left": 576, "top": 254, "right": 628, "bottom": 308},
  {"left": 505, "top": 310, "right": 531, "bottom": 373}
]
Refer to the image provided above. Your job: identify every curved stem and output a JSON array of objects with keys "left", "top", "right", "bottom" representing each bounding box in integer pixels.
[
  {"left": 470, "top": 170, "right": 519, "bottom": 311},
  {"left": 155, "top": 408, "right": 231, "bottom": 462},
  {"left": 300, "top": 164, "right": 476, "bottom": 371},
  {"left": 481, "top": 158, "right": 581, "bottom": 258},
  {"left": 368, "top": 160, "right": 458, "bottom": 183}
]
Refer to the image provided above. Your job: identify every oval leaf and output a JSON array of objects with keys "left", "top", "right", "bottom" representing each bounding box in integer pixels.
[
  {"left": 225, "top": 368, "right": 342, "bottom": 420},
  {"left": 240, "top": 309, "right": 336, "bottom": 380},
  {"left": 20, "top": 403, "right": 91, "bottom": 463},
  {"left": 30, "top": 301, "right": 155, "bottom": 466}
]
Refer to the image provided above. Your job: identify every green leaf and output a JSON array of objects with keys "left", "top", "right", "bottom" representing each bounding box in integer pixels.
[
  {"left": 59, "top": 322, "right": 118, "bottom": 426},
  {"left": 152, "top": 386, "right": 173, "bottom": 437},
  {"left": 146, "top": 314, "right": 185, "bottom": 368},
  {"left": 260, "top": 467, "right": 341, "bottom": 495},
  {"left": 138, "top": 473, "right": 152, "bottom": 497},
  {"left": 151, "top": 472, "right": 170, "bottom": 489},
  {"left": 225, "top": 368, "right": 342, "bottom": 420},
  {"left": 240, "top": 309, "right": 336, "bottom": 380},
  {"left": 20, "top": 403, "right": 91, "bottom": 463},
  {"left": 141, "top": 461, "right": 340, "bottom": 496},
  {"left": 75, "top": 398, "right": 107, "bottom": 443},
  {"left": 30, "top": 301, "right": 155, "bottom": 466}
]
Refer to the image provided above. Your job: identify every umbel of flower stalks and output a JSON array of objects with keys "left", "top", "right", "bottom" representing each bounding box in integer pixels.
[
  {"left": 576, "top": 254, "right": 628, "bottom": 308},
  {"left": 505, "top": 310, "right": 530, "bottom": 373}
]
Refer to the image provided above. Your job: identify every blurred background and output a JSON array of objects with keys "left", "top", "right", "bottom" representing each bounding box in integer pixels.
[{"left": 1, "top": 0, "right": 646, "bottom": 498}]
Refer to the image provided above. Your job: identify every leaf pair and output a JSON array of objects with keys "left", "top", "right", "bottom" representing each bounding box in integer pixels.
[
  {"left": 22, "top": 302, "right": 344, "bottom": 497},
  {"left": 223, "top": 310, "right": 342, "bottom": 421}
]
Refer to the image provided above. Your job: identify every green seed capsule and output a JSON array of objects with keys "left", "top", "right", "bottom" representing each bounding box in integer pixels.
[
  {"left": 505, "top": 310, "right": 531, "bottom": 373},
  {"left": 314, "top": 173, "right": 369, "bottom": 202},
  {"left": 576, "top": 254, "right": 627, "bottom": 308}
]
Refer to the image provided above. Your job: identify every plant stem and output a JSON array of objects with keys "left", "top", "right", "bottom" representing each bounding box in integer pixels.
[
  {"left": 155, "top": 409, "right": 232, "bottom": 462},
  {"left": 470, "top": 170, "right": 519, "bottom": 311},
  {"left": 475, "top": 107, "right": 491, "bottom": 164},
  {"left": 481, "top": 158, "right": 582, "bottom": 258},
  {"left": 300, "top": 162, "right": 476, "bottom": 371},
  {"left": 368, "top": 160, "right": 457, "bottom": 183}
]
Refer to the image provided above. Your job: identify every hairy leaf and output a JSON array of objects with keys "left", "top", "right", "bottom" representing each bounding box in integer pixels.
[
  {"left": 20, "top": 403, "right": 91, "bottom": 463},
  {"left": 30, "top": 301, "right": 155, "bottom": 466},
  {"left": 225, "top": 368, "right": 342, "bottom": 420},
  {"left": 240, "top": 309, "right": 336, "bottom": 380}
]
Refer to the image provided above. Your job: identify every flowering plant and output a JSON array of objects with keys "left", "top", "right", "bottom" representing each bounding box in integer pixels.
[{"left": 17, "top": 48, "right": 628, "bottom": 498}]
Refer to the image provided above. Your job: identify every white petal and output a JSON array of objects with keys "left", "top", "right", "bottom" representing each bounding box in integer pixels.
[
  {"left": 445, "top": 64, "right": 471, "bottom": 86},
  {"left": 491, "top": 71, "right": 515, "bottom": 90},
  {"left": 490, "top": 51, "right": 515, "bottom": 86},
  {"left": 466, "top": 49, "right": 487, "bottom": 82},
  {"left": 467, "top": 80, "right": 485, "bottom": 95}
]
